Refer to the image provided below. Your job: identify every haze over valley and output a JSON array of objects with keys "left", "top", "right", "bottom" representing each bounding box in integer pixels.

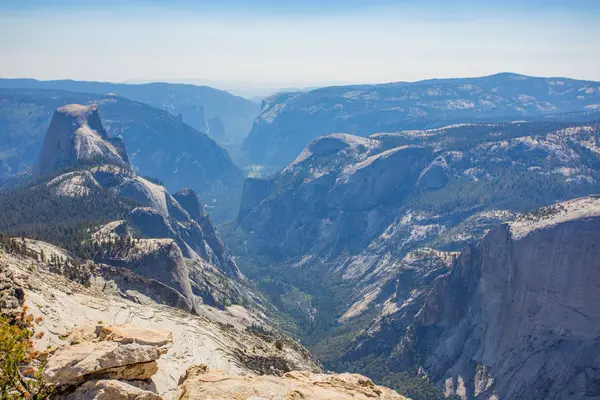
[{"left": 0, "top": 1, "right": 599, "bottom": 399}]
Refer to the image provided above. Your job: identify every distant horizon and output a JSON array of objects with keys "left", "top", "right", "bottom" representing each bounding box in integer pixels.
[
  {"left": 1, "top": 0, "right": 598, "bottom": 91},
  {"left": 1, "top": 71, "right": 599, "bottom": 99}
]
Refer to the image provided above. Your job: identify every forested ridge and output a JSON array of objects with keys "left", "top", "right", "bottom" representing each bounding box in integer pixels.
[{"left": 0, "top": 170, "right": 138, "bottom": 258}]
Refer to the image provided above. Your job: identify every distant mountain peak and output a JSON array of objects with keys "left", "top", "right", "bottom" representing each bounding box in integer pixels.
[{"left": 35, "top": 103, "right": 130, "bottom": 176}]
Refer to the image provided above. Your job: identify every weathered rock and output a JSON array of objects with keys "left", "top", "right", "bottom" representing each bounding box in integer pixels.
[
  {"left": 97, "top": 325, "right": 173, "bottom": 348},
  {"left": 47, "top": 324, "right": 172, "bottom": 389},
  {"left": 412, "top": 196, "right": 600, "bottom": 399},
  {"left": 237, "top": 177, "right": 275, "bottom": 222},
  {"left": 94, "top": 264, "right": 194, "bottom": 313},
  {"left": 30, "top": 103, "right": 250, "bottom": 310},
  {"left": 0, "top": 267, "right": 25, "bottom": 317},
  {"left": 43, "top": 340, "right": 165, "bottom": 388},
  {"left": 238, "top": 135, "right": 432, "bottom": 259},
  {"left": 0, "top": 244, "right": 320, "bottom": 397},
  {"left": 175, "top": 365, "right": 408, "bottom": 400},
  {"left": 234, "top": 119, "right": 600, "bottom": 391},
  {"left": 64, "top": 325, "right": 99, "bottom": 345},
  {"left": 56, "top": 379, "right": 162, "bottom": 400},
  {"left": 48, "top": 164, "right": 253, "bottom": 310},
  {"left": 35, "top": 104, "right": 129, "bottom": 176},
  {"left": 173, "top": 188, "right": 241, "bottom": 278}
]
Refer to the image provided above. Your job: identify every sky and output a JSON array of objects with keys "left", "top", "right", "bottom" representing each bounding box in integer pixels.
[{"left": 1, "top": 0, "right": 599, "bottom": 94}]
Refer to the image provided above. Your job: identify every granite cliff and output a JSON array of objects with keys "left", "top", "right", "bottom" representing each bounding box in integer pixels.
[
  {"left": 383, "top": 196, "right": 600, "bottom": 399},
  {"left": 0, "top": 89, "right": 243, "bottom": 221},
  {"left": 231, "top": 119, "right": 600, "bottom": 397}
]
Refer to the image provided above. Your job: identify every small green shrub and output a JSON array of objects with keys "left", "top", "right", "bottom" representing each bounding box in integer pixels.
[{"left": 0, "top": 307, "right": 53, "bottom": 399}]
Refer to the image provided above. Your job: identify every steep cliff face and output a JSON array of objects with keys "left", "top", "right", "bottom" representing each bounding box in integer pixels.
[
  {"left": 403, "top": 196, "right": 600, "bottom": 399},
  {"left": 237, "top": 178, "right": 275, "bottom": 222},
  {"left": 238, "top": 134, "right": 433, "bottom": 259},
  {"left": 35, "top": 104, "right": 129, "bottom": 175},
  {"left": 48, "top": 170, "right": 249, "bottom": 311},
  {"left": 231, "top": 120, "right": 600, "bottom": 391},
  {"left": 173, "top": 188, "right": 240, "bottom": 279},
  {"left": 14, "top": 104, "right": 252, "bottom": 311},
  {"left": 0, "top": 89, "right": 244, "bottom": 221}
]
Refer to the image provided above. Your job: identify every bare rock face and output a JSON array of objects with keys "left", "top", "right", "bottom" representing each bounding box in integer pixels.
[
  {"left": 35, "top": 104, "right": 129, "bottom": 176},
  {"left": 175, "top": 365, "right": 408, "bottom": 400},
  {"left": 0, "top": 265, "right": 25, "bottom": 318},
  {"left": 173, "top": 188, "right": 240, "bottom": 279},
  {"left": 413, "top": 195, "right": 600, "bottom": 399},
  {"left": 207, "top": 116, "right": 226, "bottom": 139},
  {"left": 41, "top": 133, "right": 248, "bottom": 309},
  {"left": 56, "top": 379, "right": 162, "bottom": 400},
  {"left": 238, "top": 134, "right": 433, "bottom": 259},
  {"left": 44, "top": 324, "right": 172, "bottom": 390},
  {"left": 0, "top": 241, "right": 321, "bottom": 399},
  {"left": 237, "top": 177, "right": 275, "bottom": 222},
  {"left": 97, "top": 325, "right": 173, "bottom": 347}
]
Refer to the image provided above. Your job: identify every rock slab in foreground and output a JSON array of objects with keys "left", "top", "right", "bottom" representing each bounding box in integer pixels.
[
  {"left": 44, "top": 325, "right": 172, "bottom": 389},
  {"left": 54, "top": 379, "right": 162, "bottom": 400},
  {"left": 175, "top": 365, "right": 408, "bottom": 399}
]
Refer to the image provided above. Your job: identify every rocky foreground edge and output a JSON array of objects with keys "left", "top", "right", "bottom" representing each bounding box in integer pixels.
[{"left": 42, "top": 324, "right": 407, "bottom": 400}]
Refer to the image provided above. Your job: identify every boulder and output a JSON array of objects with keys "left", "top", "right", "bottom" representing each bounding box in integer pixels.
[
  {"left": 44, "top": 325, "right": 172, "bottom": 389},
  {"left": 44, "top": 341, "right": 162, "bottom": 387},
  {"left": 175, "top": 365, "right": 408, "bottom": 399},
  {"left": 64, "top": 325, "right": 98, "bottom": 345},
  {"left": 56, "top": 379, "right": 162, "bottom": 400},
  {"left": 0, "top": 267, "right": 25, "bottom": 317},
  {"left": 97, "top": 325, "right": 173, "bottom": 347}
]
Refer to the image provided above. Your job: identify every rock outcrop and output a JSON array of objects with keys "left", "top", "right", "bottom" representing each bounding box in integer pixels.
[
  {"left": 0, "top": 244, "right": 321, "bottom": 398},
  {"left": 405, "top": 196, "right": 600, "bottom": 399},
  {"left": 44, "top": 325, "right": 172, "bottom": 392},
  {"left": 0, "top": 89, "right": 245, "bottom": 222},
  {"left": 175, "top": 366, "right": 408, "bottom": 400},
  {"left": 173, "top": 188, "right": 240, "bottom": 279},
  {"left": 0, "top": 265, "right": 25, "bottom": 318},
  {"left": 35, "top": 104, "right": 129, "bottom": 176},
  {"left": 56, "top": 379, "right": 162, "bottom": 400},
  {"left": 33, "top": 105, "right": 249, "bottom": 310}
]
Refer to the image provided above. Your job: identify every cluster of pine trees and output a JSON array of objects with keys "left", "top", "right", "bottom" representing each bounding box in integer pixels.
[
  {"left": 0, "top": 234, "right": 94, "bottom": 285},
  {"left": 0, "top": 174, "right": 138, "bottom": 257}
]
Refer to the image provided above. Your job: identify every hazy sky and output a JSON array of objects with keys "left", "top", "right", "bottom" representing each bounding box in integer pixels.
[{"left": 1, "top": 0, "right": 599, "bottom": 90}]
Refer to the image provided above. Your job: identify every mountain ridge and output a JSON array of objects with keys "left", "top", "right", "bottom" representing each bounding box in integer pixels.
[
  {"left": 3, "top": 103, "right": 250, "bottom": 311},
  {"left": 0, "top": 77, "right": 260, "bottom": 146},
  {"left": 0, "top": 88, "right": 244, "bottom": 221},
  {"left": 229, "top": 117, "right": 600, "bottom": 397},
  {"left": 242, "top": 73, "right": 600, "bottom": 166}
]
